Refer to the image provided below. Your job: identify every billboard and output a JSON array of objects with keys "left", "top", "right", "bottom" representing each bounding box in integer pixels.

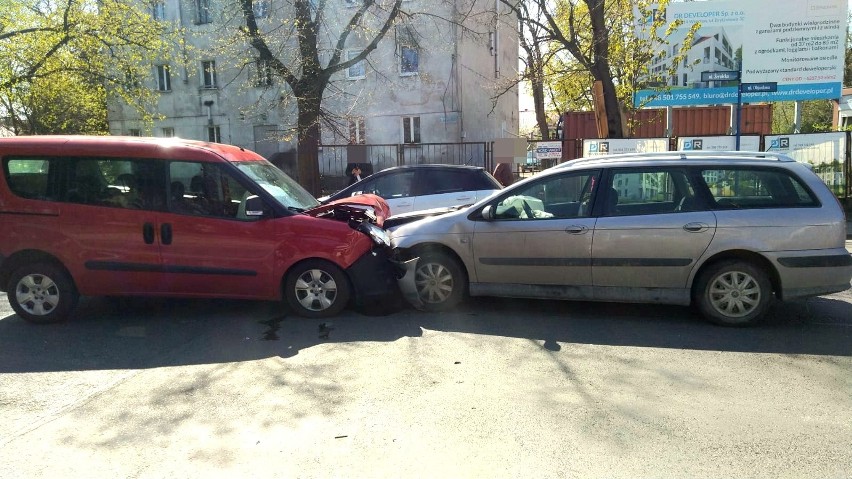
[
  {"left": 534, "top": 141, "right": 563, "bottom": 160},
  {"left": 634, "top": 0, "right": 847, "bottom": 107},
  {"left": 583, "top": 139, "right": 669, "bottom": 157},
  {"left": 677, "top": 136, "right": 761, "bottom": 151},
  {"left": 763, "top": 132, "right": 846, "bottom": 194}
]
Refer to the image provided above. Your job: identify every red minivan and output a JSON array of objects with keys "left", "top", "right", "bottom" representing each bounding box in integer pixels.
[{"left": 0, "top": 136, "right": 395, "bottom": 323}]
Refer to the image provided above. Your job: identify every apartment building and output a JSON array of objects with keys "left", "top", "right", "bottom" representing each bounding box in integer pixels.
[
  {"left": 646, "top": 26, "right": 738, "bottom": 89},
  {"left": 107, "top": 0, "right": 519, "bottom": 175}
]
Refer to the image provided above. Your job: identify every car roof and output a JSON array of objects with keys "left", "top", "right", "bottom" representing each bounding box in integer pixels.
[
  {"left": 0, "top": 135, "right": 266, "bottom": 163},
  {"left": 374, "top": 164, "right": 485, "bottom": 173},
  {"left": 550, "top": 150, "right": 798, "bottom": 171},
  {"left": 324, "top": 163, "right": 493, "bottom": 203}
]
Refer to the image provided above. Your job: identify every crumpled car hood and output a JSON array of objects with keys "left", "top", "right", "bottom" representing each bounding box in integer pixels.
[
  {"left": 385, "top": 204, "right": 466, "bottom": 230},
  {"left": 304, "top": 193, "right": 390, "bottom": 227}
]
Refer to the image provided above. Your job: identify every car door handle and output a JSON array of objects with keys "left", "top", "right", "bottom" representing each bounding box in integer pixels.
[
  {"left": 142, "top": 222, "right": 155, "bottom": 244},
  {"left": 161, "top": 223, "right": 173, "bottom": 245},
  {"left": 565, "top": 225, "right": 589, "bottom": 234},
  {"left": 455, "top": 196, "right": 472, "bottom": 201},
  {"left": 683, "top": 222, "right": 709, "bottom": 232}
]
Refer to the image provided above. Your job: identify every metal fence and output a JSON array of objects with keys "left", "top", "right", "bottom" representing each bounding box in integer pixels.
[
  {"left": 318, "top": 142, "right": 492, "bottom": 176},
  {"left": 317, "top": 134, "right": 851, "bottom": 201}
]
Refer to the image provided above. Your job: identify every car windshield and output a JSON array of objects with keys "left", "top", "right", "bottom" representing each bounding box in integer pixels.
[{"left": 234, "top": 160, "right": 319, "bottom": 211}]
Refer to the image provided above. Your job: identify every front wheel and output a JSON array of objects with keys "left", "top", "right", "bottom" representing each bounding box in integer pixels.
[
  {"left": 8, "top": 263, "right": 79, "bottom": 324},
  {"left": 694, "top": 260, "right": 772, "bottom": 326},
  {"left": 413, "top": 251, "right": 466, "bottom": 312},
  {"left": 284, "top": 260, "right": 351, "bottom": 318}
]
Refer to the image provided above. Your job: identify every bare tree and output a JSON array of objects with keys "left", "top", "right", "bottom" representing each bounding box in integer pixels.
[
  {"left": 516, "top": 2, "right": 552, "bottom": 140},
  {"left": 234, "top": 0, "right": 404, "bottom": 195},
  {"left": 501, "top": 0, "right": 626, "bottom": 137},
  {"left": 503, "top": 0, "right": 696, "bottom": 139}
]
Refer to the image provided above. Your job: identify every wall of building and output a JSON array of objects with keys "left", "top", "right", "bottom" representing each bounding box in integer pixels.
[
  {"left": 454, "top": 0, "right": 519, "bottom": 143},
  {"left": 108, "top": 0, "right": 519, "bottom": 170}
]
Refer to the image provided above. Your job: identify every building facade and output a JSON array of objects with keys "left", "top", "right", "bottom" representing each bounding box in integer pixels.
[{"left": 107, "top": 0, "right": 519, "bottom": 175}]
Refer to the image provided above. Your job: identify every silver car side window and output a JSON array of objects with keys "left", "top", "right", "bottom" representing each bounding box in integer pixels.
[
  {"left": 493, "top": 171, "right": 598, "bottom": 220},
  {"left": 606, "top": 169, "right": 696, "bottom": 216},
  {"left": 701, "top": 168, "right": 819, "bottom": 209}
]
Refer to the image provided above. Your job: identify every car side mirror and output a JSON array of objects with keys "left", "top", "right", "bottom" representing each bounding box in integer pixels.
[
  {"left": 244, "top": 195, "right": 265, "bottom": 217},
  {"left": 481, "top": 205, "right": 495, "bottom": 220}
]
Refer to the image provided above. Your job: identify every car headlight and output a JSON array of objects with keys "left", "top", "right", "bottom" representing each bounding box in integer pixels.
[{"left": 357, "top": 222, "right": 391, "bottom": 247}]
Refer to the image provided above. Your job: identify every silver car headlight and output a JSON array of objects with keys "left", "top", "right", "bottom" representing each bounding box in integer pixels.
[{"left": 357, "top": 222, "right": 391, "bottom": 247}]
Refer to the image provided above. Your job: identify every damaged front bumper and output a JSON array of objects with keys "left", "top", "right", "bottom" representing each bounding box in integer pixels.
[
  {"left": 393, "top": 256, "right": 424, "bottom": 310},
  {"left": 346, "top": 247, "right": 399, "bottom": 304},
  {"left": 346, "top": 246, "right": 426, "bottom": 310}
]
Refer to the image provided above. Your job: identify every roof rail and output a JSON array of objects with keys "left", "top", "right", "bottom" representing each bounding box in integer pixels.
[
  {"left": 556, "top": 150, "right": 794, "bottom": 168},
  {"left": 670, "top": 150, "right": 793, "bottom": 161}
]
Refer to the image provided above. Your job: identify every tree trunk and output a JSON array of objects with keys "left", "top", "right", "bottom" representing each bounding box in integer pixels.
[
  {"left": 530, "top": 72, "right": 550, "bottom": 140},
  {"left": 587, "top": 0, "right": 624, "bottom": 139},
  {"left": 294, "top": 83, "right": 324, "bottom": 197},
  {"left": 522, "top": 33, "right": 550, "bottom": 140},
  {"left": 591, "top": 66, "right": 624, "bottom": 139}
]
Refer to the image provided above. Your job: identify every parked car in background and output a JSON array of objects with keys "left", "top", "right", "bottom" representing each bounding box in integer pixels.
[
  {"left": 0, "top": 136, "right": 395, "bottom": 323},
  {"left": 392, "top": 151, "right": 852, "bottom": 326},
  {"left": 320, "top": 164, "right": 502, "bottom": 216}
]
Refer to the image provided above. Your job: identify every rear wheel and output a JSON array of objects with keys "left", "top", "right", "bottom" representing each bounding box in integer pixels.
[
  {"left": 695, "top": 260, "right": 772, "bottom": 326},
  {"left": 7, "top": 263, "right": 79, "bottom": 324},
  {"left": 413, "top": 251, "right": 466, "bottom": 312},
  {"left": 284, "top": 260, "right": 351, "bottom": 318}
]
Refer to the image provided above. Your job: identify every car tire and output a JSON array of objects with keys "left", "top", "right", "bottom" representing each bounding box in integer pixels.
[
  {"left": 413, "top": 251, "right": 466, "bottom": 312},
  {"left": 7, "top": 263, "right": 79, "bottom": 324},
  {"left": 694, "top": 260, "right": 772, "bottom": 326},
  {"left": 284, "top": 260, "right": 351, "bottom": 319}
]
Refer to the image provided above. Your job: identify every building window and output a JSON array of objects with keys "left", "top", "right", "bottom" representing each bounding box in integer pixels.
[
  {"left": 253, "top": 0, "right": 270, "bottom": 18},
  {"left": 201, "top": 60, "right": 217, "bottom": 88},
  {"left": 207, "top": 126, "right": 221, "bottom": 143},
  {"left": 349, "top": 117, "right": 365, "bottom": 144},
  {"left": 346, "top": 50, "right": 365, "bottom": 80},
  {"left": 399, "top": 45, "right": 419, "bottom": 76},
  {"left": 151, "top": 0, "right": 165, "bottom": 20},
  {"left": 254, "top": 58, "right": 273, "bottom": 87},
  {"left": 128, "top": 129, "right": 141, "bottom": 137},
  {"left": 162, "top": 127, "right": 175, "bottom": 137},
  {"left": 195, "top": 0, "right": 211, "bottom": 24},
  {"left": 156, "top": 64, "right": 171, "bottom": 91},
  {"left": 402, "top": 116, "right": 420, "bottom": 144}
]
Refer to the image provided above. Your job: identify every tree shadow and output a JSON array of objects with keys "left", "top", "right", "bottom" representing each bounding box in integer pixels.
[{"left": 0, "top": 291, "right": 850, "bottom": 375}]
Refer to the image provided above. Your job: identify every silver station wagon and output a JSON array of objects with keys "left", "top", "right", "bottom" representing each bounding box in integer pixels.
[{"left": 392, "top": 151, "right": 852, "bottom": 326}]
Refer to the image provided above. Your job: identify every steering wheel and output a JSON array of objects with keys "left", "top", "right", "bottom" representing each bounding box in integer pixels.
[{"left": 521, "top": 199, "right": 535, "bottom": 219}]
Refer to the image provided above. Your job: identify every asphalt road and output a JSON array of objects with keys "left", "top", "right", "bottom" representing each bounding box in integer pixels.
[{"left": 1, "top": 287, "right": 851, "bottom": 479}]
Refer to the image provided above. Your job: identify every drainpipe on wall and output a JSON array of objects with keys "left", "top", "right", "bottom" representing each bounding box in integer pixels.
[
  {"left": 454, "top": 17, "right": 464, "bottom": 142},
  {"left": 494, "top": 0, "right": 500, "bottom": 78},
  {"left": 176, "top": 0, "right": 189, "bottom": 83}
]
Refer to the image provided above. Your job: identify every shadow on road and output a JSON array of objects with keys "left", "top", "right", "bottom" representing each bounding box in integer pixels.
[
  {"left": 434, "top": 295, "right": 852, "bottom": 357},
  {"left": 0, "top": 291, "right": 850, "bottom": 373}
]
